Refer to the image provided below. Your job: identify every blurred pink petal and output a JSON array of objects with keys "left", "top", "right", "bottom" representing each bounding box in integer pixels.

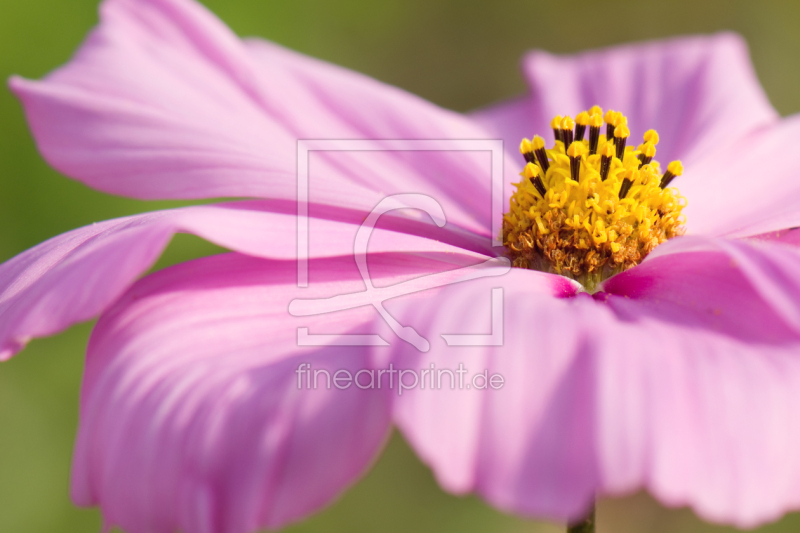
[
  {"left": 74, "top": 253, "right": 397, "bottom": 533},
  {"left": 751, "top": 228, "right": 800, "bottom": 246},
  {"left": 681, "top": 115, "right": 800, "bottom": 237},
  {"left": 620, "top": 235, "right": 800, "bottom": 336},
  {"left": 0, "top": 200, "right": 487, "bottom": 360},
  {"left": 472, "top": 33, "right": 788, "bottom": 236},
  {"left": 390, "top": 238, "right": 800, "bottom": 527},
  {"left": 474, "top": 33, "right": 777, "bottom": 166}
]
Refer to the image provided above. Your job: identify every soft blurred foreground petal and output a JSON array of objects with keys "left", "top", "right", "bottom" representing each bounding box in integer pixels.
[
  {"left": 388, "top": 243, "right": 800, "bottom": 528},
  {"left": 0, "top": 200, "right": 487, "bottom": 360},
  {"left": 473, "top": 33, "right": 776, "bottom": 168},
  {"left": 74, "top": 253, "right": 402, "bottom": 533}
]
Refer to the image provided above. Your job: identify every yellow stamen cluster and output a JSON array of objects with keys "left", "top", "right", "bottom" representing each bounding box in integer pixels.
[{"left": 505, "top": 107, "right": 687, "bottom": 291}]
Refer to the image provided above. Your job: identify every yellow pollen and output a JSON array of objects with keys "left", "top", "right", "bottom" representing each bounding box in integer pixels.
[
  {"left": 551, "top": 115, "right": 563, "bottom": 129},
  {"left": 641, "top": 142, "right": 656, "bottom": 158},
  {"left": 503, "top": 108, "right": 688, "bottom": 291},
  {"left": 589, "top": 105, "right": 603, "bottom": 117},
  {"left": 614, "top": 124, "right": 630, "bottom": 139},
  {"left": 667, "top": 161, "right": 684, "bottom": 175},
  {"left": 643, "top": 129, "right": 660, "bottom": 145},
  {"left": 523, "top": 162, "right": 540, "bottom": 179},
  {"left": 567, "top": 141, "right": 587, "bottom": 158}
]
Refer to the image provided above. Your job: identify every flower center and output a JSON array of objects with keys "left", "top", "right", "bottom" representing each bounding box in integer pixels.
[{"left": 503, "top": 107, "right": 687, "bottom": 292}]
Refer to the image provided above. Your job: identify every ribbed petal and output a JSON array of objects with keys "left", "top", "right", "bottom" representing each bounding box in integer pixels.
[
  {"left": 0, "top": 200, "right": 487, "bottom": 360},
  {"left": 10, "top": 0, "right": 506, "bottom": 236},
  {"left": 680, "top": 115, "right": 800, "bottom": 237},
  {"left": 472, "top": 33, "right": 777, "bottom": 174},
  {"left": 750, "top": 227, "right": 800, "bottom": 247},
  {"left": 388, "top": 270, "right": 600, "bottom": 521},
  {"left": 389, "top": 237, "right": 800, "bottom": 528},
  {"left": 617, "top": 235, "right": 800, "bottom": 338},
  {"left": 10, "top": 0, "right": 295, "bottom": 200},
  {"left": 73, "top": 253, "right": 408, "bottom": 533},
  {"left": 243, "top": 38, "right": 508, "bottom": 235}
]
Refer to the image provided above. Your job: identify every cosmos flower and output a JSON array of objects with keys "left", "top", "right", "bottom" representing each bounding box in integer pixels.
[{"left": 4, "top": 0, "right": 800, "bottom": 532}]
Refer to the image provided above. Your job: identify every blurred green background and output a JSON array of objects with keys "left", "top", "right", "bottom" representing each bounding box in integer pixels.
[{"left": 1, "top": 0, "right": 800, "bottom": 531}]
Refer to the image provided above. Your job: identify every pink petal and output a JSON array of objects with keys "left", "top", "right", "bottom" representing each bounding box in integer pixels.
[
  {"left": 0, "top": 200, "right": 488, "bottom": 360},
  {"left": 388, "top": 240, "right": 800, "bottom": 527},
  {"left": 473, "top": 33, "right": 777, "bottom": 168},
  {"left": 73, "top": 253, "right": 404, "bottom": 533},
  {"left": 243, "top": 38, "right": 508, "bottom": 236},
  {"left": 600, "top": 237, "right": 800, "bottom": 526},
  {"left": 387, "top": 271, "right": 600, "bottom": 520},
  {"left": 680, "top": 115, "right": 800, "bottom": 237},
  {"left": 748, "top": 227, "right": 800, "bottom": 247},
  {"left": 611, "top": 234, "right": 800, "bottom": 338},
  {"left": 384, "top": 269, "right": 585, "bottom": 511},
  {"left": 10, "top": 0, "right": 296, "bottom": 200},
  {"left": 11, "top": 0, "right": 505, "bottom": 237}
]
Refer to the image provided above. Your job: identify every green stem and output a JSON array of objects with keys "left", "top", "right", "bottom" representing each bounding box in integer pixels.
[{"left": 567, "top": 502, "right": 595, "bottom": 533}]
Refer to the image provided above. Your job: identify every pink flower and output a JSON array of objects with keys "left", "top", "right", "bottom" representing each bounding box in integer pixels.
[{"left": 4, "top": 0, "right": 800, "bottom": 532}]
